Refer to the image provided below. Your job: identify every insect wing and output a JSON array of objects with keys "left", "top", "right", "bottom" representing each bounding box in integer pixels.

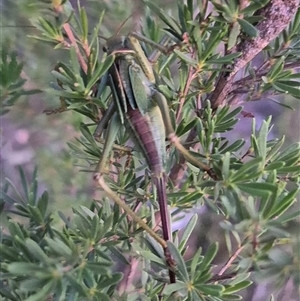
[
  {"left": 129, "top": 62, "right": 153, "bottom": 115},
  {"left": 109, "top": 64, "right": 126, "bottom": 124},
  {"left": 119, "top": 59, "right": 137, "bottom": 111}
]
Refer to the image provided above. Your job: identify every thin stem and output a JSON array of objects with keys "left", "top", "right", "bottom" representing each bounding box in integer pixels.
[
  {"left": 218, "top": 245, "right": 245, "bottom": 276},
  {"left": 175, "top": 66, "right": 197, "bottom": 123},
  {"left": 53, "top": 4, "right": 88, "bottom": 73},
  {"left": 232, "top": 61, "right": 300, "bottom": 90},
  {"left": 63, "top": 23, "right": 88, "bottom": 73}
]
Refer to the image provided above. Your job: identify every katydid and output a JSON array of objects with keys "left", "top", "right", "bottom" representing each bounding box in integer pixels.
[{"left": 93, "top": 33, "right": 216, "bottom": 284}]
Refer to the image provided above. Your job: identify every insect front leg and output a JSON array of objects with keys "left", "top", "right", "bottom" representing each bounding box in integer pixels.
[{"left": 93, "top": 101, "right": 116, "bottom": 141}]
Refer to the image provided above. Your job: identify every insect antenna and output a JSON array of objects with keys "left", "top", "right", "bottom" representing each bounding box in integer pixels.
[
  {"left": 115, "top": 14, "right": 133, "bottom": 35},
  {"left": 0, "top": 25, "right": 36, "bottom": 28}
]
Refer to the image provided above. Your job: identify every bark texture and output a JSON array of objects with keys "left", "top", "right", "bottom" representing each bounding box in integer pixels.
[{"left": 210, "top": 0, "right": 299, "bottom": 109}]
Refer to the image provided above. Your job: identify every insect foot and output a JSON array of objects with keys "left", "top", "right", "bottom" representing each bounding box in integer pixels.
[{"left": 93, "top": 172, "right": 101, "bottom": 182}]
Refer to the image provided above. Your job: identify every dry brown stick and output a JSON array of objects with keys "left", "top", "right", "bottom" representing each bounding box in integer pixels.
[
  {"left": 218, "top": 245, "right": 245, "bottom": 276},
  {"left": 53, "top": 3, "right": 88, "bottom": 73},
  {"left": 210, "top": 0, "right": 299, "bottom": 110},
  {"left": 62, "top": 23, "right": 88, "bottom": 74}
]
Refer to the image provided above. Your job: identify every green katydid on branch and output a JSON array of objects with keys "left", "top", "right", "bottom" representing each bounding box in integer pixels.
[{"left": 93, "top": 33, "right": 218, "bottom": 284}]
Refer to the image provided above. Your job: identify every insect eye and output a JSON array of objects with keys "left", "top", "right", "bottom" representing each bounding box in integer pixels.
[{"left": 103, "top": 46, "right": 107, "bottom": 52}]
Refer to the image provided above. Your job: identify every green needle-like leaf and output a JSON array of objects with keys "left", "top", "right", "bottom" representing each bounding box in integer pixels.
[{"left": 167, "top": 241, "right": 189, "bottom": 282}]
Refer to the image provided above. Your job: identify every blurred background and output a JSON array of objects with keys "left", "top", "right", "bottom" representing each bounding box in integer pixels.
[{"left": 1, "top": 1, "right": 299, "bottom": 300}]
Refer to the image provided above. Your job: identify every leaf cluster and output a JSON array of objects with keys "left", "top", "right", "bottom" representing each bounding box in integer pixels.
[
  {"left": 0, "top": 47, "right": 41, "bottom": 116},
  {"left": 0, "top": 168, "right": 251, "bottom": 301}
]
